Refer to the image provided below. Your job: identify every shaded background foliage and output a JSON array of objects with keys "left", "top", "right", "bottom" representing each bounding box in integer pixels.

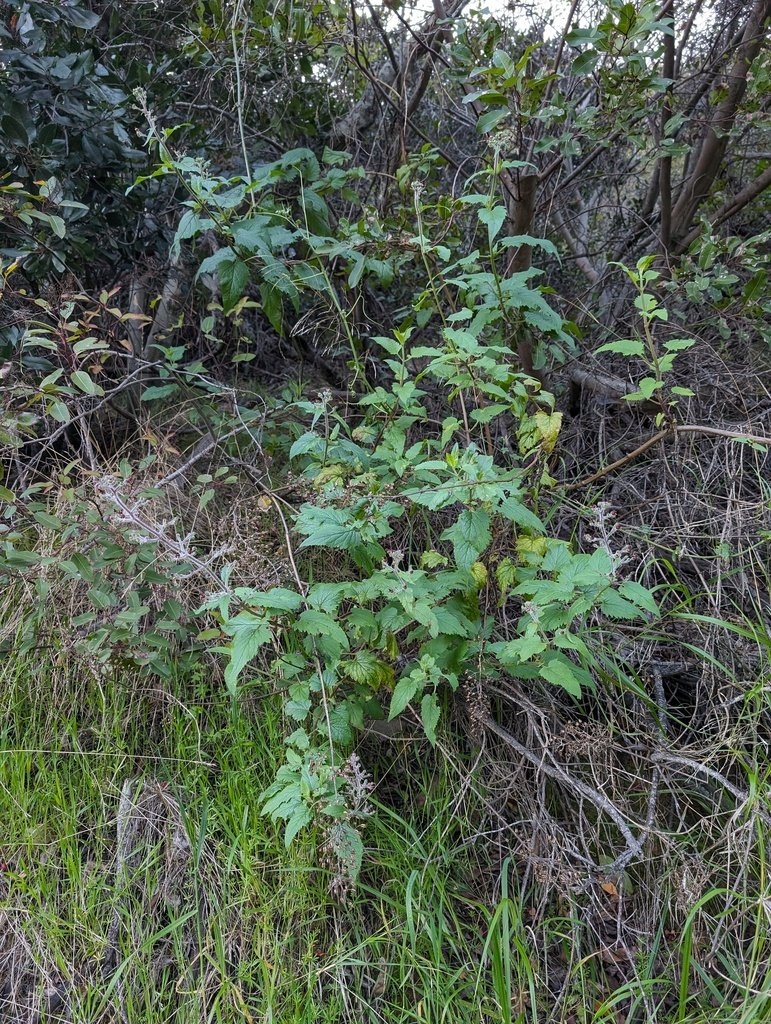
[{"left": 2, "top": 0, "right": 770, "bottom": 366}]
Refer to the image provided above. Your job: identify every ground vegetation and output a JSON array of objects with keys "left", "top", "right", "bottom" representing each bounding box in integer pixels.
[{"left": 1, "top": 0, "right": 771, "bottom": 1020}]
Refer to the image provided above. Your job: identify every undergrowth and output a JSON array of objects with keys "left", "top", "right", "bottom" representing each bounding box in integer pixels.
[
  {"left": 2, "top": 117, "right": 771, "bottom": 1024},
  {"left": 1, "top": 601, "right": 771, "bottom": 1023}
]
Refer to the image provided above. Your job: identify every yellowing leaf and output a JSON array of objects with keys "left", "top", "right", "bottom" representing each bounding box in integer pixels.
[
  {"left": 534, "top": 410, "right": 562, "bottom": 453},
  {"left": 470, "top": 561, "right": 488, "bottom": 589},
  {"left": 516, "top": 536, "right": 548, "bottom": 559}
]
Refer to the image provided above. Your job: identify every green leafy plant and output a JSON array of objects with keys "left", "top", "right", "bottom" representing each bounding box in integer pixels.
[
  {"left": 0, "top": 459, "right": 216, "bottom": 678},
  {"left": 596, "top": 255, "right": 696, "bottom": 421},
  {"left": 198, "top": 219, "right": 660, "bottom": 887}
]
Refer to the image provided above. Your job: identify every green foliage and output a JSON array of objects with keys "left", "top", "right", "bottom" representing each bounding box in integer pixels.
[
  {"left": 197, "top": 233, "right": 659, "bottom": 877},
  {"left": 0, "top": 177, "right": 88, "bottom": 291},
  {"left": 675, "top": 227, "right": 771, "bottom": 348},
  {"left": 454, "top": 0, "right": 672, "bottom": 168},
  {"left": 138, "top": 135, "right": 406, "bottom": 345},
  {"left": 596, "top": 256, "right": 696, "bottom": 418},
  {"left": 0, "top": 1, "right": 150, "bottom": 280},
  {"left": 0, "top": 0, "right": 139, "bottom": 185},
  {"left": 0, "top": 462, "right": 209, "bottom": 679},
  {"left": 2, "top": 3, "right": 771, "bottom": 1015}
]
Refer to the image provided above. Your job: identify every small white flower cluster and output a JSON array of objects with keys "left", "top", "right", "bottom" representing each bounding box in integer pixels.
[{"left": 584, "top": 501, "right": 631, "bottom": 577}]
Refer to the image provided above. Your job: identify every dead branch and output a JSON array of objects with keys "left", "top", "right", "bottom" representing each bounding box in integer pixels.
[
  {"left": 564, "top": 422, "right": 771, "bottom": 491},
  {"left": 480, "top": 711, "right": 649, "bottom": 873}
]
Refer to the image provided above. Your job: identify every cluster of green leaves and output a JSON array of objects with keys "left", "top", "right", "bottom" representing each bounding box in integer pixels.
[
  {"left": 674, "top": 227, "right": 771, "bottom": 348},
  {"left": 139, "top": 140, "right": 408, "bottom": 345},
  {"left": 0, "top": 0, "right": 150, "bottom": 280},
  {"left": 200, "top": 247, "right": 658, "bottom": 873},
  {"left": 0, "top": 456, "right": 210, "bottom": 678},
  {"left": 0, "top": 177, "right": 88, "bottom": 308},
  {"left": 2, "top": 114, "right": 668, "bottom": 890},
  {"left": 396, "top": 147, "right": 574, "bottom": 371},
  {"left": 566, "top": 0, "right": 671, "bottom": 77},
  {"left": 597, "top": 256, "right": 696, "bottom": 418},
  {"left": 125, "top": 141, "right": 656, "bottom": 874},
  {"left": 452, "top": 0, "right": 672, "bottom": 165}
]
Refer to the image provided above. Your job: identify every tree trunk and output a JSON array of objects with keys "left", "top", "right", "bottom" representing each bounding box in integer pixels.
[{"left": 670, "top": 0, "right": 771, "bottom": 245}]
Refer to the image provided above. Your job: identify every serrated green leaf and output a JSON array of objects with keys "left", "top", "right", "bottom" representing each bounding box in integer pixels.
[
  {"left": 241, "top": 587, "right": 303, "bottom": 612},
  {"left": 478, "top": 205, "right": 507, "bottom": 244},
  {"left": 599, "top": 590, "right": 647, "bottom": 620},
  {"left": 262, "top": 784, "right": 300, "bottom": 820},
  {"left": 625, "top": 377, "right": 663, "bottom": 401},
  {"left": 494, "top": 633, "right": 547, "bottom": 664},
  {"left": 231, "top": 215, "right": 273, "bottom": 252},
  {"left": 218, "top": 258, "right": 250, "bottom": 312},
  {"left": 441, "top": 508, "right": 491, "bottom": 570},
  {"left": 470, "top": 403, "right": 509, "bottom": 424},
  {"left": 327, "top": 701, "right": 353, "bottom": 743},
  {"left": 433, "top": 606, "right": 472, "bottom": 636},
  {"left": 289, "top": 431, "right": 323, "bottom": 459},
  {"left": 495, "top": 557, "right": 518, "bottom": 595},
  {"left": 296, "top": 609, "right": 349, "bottom": 652},
  {"left": 421, "top": 693, "right": 441, "bottom": 745},
  {"left": 404, "top": 598, "right": 439, "bottom": 635},
  {"left": 499, "top": 498, "right": 544, "bottom": 533},
  {"left": 306, "top": 582, "right": 349, "bottom": 613},
  {"left": 223, "top": 611, "right": 272, "bottom": 695},
  {"left": 617, "top": 580, "right": 659, "bottom": 616},
  {"left": 284, "top": 804, "right": 312, "bottom": 847},
  {"left": 595, "top": 338, "right": 646, "bottom": 357},
  {"left": 339, "top": 651, "right": 394, "bottom": 687},
  {"left": 420, "top": 550, "right": 449, "bottom": 569},
  {"left": 286, "top": 727, "right": 309, "bottom": 750},
  {"left": 389, "top": 675, "right": 421, "bottom": 719},
  {"left": 499, "top": 236, "right": 558, "bottom": 262},
  {"left": 285, "top": 697, "right": 312, "bottom": 720},
  {"left": 663, "top": 337, "right": 695, "bottom": 352},
  {"left": 539, "top": 656, "right": 583, "bottom": 697},
  {"left": 296, "top": 506, "right": 358, "bottom": 551}
]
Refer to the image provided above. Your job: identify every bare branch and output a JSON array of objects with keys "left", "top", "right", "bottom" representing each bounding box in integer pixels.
[
  {"left": 670, "top": 0, "right": 771, "bottom": 243},
  {"left": 551, "top": 206, "right": 601, "bottom": 285},
  {"left": 659, "top": 3, "right": 675, "bottom": 256},
  {"left": 481, "top": 712, "right": 649, "bottom": 872}
]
